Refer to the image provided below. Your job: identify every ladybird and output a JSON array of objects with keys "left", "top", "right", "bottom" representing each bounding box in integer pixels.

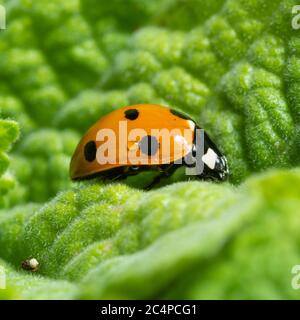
[
  {"left": 21, "top": 258, "right": 39, "bottom": 272},
  {"left": 70, "top": 104, "right": 228, "bottom": 189}
]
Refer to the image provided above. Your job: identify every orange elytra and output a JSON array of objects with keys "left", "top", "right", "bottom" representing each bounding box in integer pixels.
[{"left": 70, "top": 104, "right": 228, "bottom": 189}]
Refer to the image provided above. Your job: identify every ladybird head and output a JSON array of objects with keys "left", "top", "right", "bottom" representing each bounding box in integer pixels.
[
  {"left": 193, "top": 130, "right": 229, "bottom": 182},
  {"left": 199, "top": 148, "right": 229, "bottom": 181},
  {"left": 214, "top": 154, "right": 229, "bottom": 181}
]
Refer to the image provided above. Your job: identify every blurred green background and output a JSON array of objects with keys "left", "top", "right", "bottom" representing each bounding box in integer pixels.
[{"left": 0, "top": 0, "right": 300, "bottom": 299}]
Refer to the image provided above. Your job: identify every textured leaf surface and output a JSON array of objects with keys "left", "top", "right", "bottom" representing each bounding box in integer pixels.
[
  {"left": 0, "top": 170, "right": 300, "bottom": 299},
  {"left": 0, "top": 0, "right": 300, "bottom": 299},
  {"left": 0, "top": 119, "right": 19, "bottom": 207}
]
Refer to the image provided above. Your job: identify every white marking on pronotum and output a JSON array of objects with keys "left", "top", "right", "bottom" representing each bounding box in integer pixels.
[
  {"left": 202, "top": 148, "right": 217, "bottom": 169},
  {"left": 0, "top": 5, "right": 6, "bottom": 30}
]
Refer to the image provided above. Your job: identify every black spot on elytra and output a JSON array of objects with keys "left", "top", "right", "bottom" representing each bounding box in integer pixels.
[
  {"left": 84, "top": 141, "right": 97, "bottom": 162},
  {"left": 125, "top": 109, "right": 139, "bottom": 120},
  {"left": 139, "top": 135, "right": 159, "bottom": 156},
  {"left": 170, "top": 108, "right": 191, "bottom": 120}
]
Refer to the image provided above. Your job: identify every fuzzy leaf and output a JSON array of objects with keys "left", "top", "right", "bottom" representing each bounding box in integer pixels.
[
  {"left": 0, "top": 119, "right": 19, "bottom": 206},
  {"left": 0, "top": 170, "right": 300, "bottom": 299},
  {"left": 1, "top": 0, "right": 300, "bottom": 300}
]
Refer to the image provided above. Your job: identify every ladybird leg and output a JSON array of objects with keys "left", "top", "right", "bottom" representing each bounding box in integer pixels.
[
  {"left": 110, "top": 173, "right": 127, "bottom": 181},
  {"left": 144, "top": 164, "right": 179, "bottom": 190},
  {"left": 105, "top": 166, "right": 141, "bottom": 183},
  {"left": 144, "top": 172, "right": 165, "bottom": 190},
  {"left": 100, "top": 167, "right": 129, "bottom": 182}
]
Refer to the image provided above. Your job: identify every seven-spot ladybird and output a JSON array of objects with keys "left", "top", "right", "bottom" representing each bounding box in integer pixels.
[{"left": 70, "top": 104, "right": 228, "bottom": 188}]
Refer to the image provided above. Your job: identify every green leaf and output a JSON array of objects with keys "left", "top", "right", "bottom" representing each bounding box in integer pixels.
[
  {"left": 4, "top": 129, "right": 79, "bottom": 207},
  {"left": 0, "top": 258, "right": 78, "bottom": 300},
  {"left": 1, "top": 0, "right": 300, "bottom": 300},
  {"left": 0, "top": 119, "right": 19, "bottom": 206},
  {"left": 0, "top": 170, "right": 300, "bottom": 299}
]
